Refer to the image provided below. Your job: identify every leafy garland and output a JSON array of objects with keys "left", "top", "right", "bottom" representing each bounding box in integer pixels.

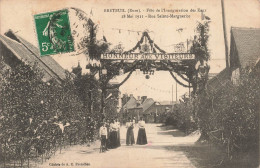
[
  {"left": 191, "top": 21, "right": 210, "bottom": 62},
  {"left": 103, "top": 60, "right": 140, "bottom": 89},
  {"left": 166, "top": 61, "right": 192, "bottom": 83},
  {"left": 70, "top": 8, "right": 210, "bottom": 96},
  {"left": 169, "top": 71, "right": 192, "bottom": 88},
  {"left": 105, "top": 70, "right": 134, "bottom": 89}
]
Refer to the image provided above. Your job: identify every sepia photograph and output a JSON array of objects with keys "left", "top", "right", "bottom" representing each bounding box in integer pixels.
[{"left": 0, "top": 0, "right": 259, "bottom": 167}]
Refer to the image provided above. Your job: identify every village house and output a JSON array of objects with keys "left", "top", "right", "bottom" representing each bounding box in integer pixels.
[
  {"left": 121, "top": 94, "right": 173, "bottom": 123},
  {"left": 229, "top": 27, "right": 260, "bottom": 84},
  {"left": 207, "top": 27, "right": 260, "bottom": 92},
  {"left": 0, "top": 30, "right": 67, "bottom": 83}
]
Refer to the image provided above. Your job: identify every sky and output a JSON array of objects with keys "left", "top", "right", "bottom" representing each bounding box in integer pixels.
[{"left": 1, "top": 0, "right": 259, "bottom": 102}]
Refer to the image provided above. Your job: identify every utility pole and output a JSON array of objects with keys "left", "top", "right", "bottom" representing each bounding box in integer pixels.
[
  {"left": 171, "top": 84, "right": 173, "bottom": 112},
  {"left": 221, "top": 0, "right": 229, "bottom": 69},
  {"left": 176, "top": 82, "right": 178, "bottom": 102},
  {"left": 172, "top": 84, "right": 173, "bottom": 104}
]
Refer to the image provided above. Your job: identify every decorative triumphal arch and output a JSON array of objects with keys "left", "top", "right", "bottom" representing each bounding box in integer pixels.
[
  {"left": 46, "top": 7, "right": 209, "bottom": 97},
  {"left": 47, "top": 8, "right": 210, "bottom": 118},
  {"left": 98, "top": 31, "right": 207, "bottom": 91},
  {"left": 94, "top": 31, "right": 209, "bottom": 117}
]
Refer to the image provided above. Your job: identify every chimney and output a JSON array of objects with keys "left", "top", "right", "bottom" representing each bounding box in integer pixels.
[
  {"left": 4, "top": 30, "right": 21, "bottom": 43},
  {"left": 136, "top": 96, "right": 141, "bottom": 106},
  {"left": 141, "top": 96, "right": 147, "bottom": 103}
]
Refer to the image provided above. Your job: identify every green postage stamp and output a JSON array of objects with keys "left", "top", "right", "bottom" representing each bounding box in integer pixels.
[{"left": 34, "top": 9, "right": 74, "bottom": 56}]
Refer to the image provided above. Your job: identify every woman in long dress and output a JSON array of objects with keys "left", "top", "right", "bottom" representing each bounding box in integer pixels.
[
  {"left": 136, "top": 117, "right": 147, "bottom": 145},
  {"left": 126, "top": 118, "right": 135, "bottom": 145},
  {"left": 109, "top": 120, "right": 118, "bottom": 148}
]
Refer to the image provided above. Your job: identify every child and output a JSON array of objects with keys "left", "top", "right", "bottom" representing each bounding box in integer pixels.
[{"left": 99, "top": 122, "right": 107, "bottom": 152}]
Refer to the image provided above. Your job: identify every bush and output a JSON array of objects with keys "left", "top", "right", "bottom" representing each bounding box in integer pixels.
[
  {"left": 0, "top": 61, "right": 91, "bottom": 165},
  {"left": 196, "top": 67, "right": 259, "bottom": 159},
  {"left": 165, "top": 100, "right": 197, "bottom": 134},
  {"left": 165, "top": 66, "right": 259, "bottom": 162}
]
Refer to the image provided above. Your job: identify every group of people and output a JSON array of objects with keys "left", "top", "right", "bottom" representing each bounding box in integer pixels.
[
  {"left": 99, "top": 117, "right": 147, "bottom": 152},
  {"left": 126, "top": 117, "right": 147, "bottom": 145},
  {"left": 99, "top": 119, "right": 121, "bottom": 152}
]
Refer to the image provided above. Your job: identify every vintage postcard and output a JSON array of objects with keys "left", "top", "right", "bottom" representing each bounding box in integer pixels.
[{"left": 0, "top": 0, "right": 259, "bottom": 168}]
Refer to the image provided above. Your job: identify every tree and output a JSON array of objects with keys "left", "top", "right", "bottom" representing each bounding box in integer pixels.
[
  {"left": 196, "top": 66, "right": 259, "bottom": 161},
  {"left": 0, "top": 60, "right": 87, "bottom": 166},
  {"left": 190, "top": 19, "right": 211, "bottom": 94}
]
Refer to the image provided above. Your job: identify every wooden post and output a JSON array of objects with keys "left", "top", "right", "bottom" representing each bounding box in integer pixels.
[
  {"left": 176, "top": 82, "right": 178, "bottom": 102},
  {"left": 100, "top": 84, "right": 107, "bottom": 120},
  {"left": 221, "top": 0, "right": 229, "bottom": 69},
  {"left": 171, "top": 84, "right": 173, "bottom": 111}
]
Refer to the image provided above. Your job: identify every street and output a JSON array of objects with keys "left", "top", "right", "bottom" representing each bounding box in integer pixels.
[{"left": 38, "top": 124, "right": 201, "bottom": 168}]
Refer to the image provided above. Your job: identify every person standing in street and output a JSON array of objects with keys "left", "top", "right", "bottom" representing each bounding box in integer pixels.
[
  {"left": 109, "top": 119, "right": 118, "bottom": 148},
  {"left": 99, "top": 122, "right": 107, "bottom": 152},
  {"left": 116, "top": 118, "right": 121, "bottom": 147},
  {"left": 126, "top": 118, "right": 135, "bottom": 145},
  {"left": 136, "top": 117, "right": 148, "bottom": 145}
]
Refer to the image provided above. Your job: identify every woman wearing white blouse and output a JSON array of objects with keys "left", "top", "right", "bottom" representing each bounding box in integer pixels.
[
  {"left": 136, "top": 117, "right": 147, "bottom": 145},
  {"left": 109, "top": 120, "right": 118, "bottom": 148}
]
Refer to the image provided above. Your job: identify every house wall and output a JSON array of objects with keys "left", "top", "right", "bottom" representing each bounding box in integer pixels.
[
  {"left": 121, "top": 108, "right": 142, "bottom": 123},
  {"left": 231, "top": 68, "right": 240, "bottom": 85},
  {"left": 143, "top": 113, "right": 155, "bottom": 123},
  {"left": 230, "top": 32, "right": 242, "bottom": 85},
  {"left": 143, "top": 104, "right": 172, "bottom": 123},
  {"left": 144, "top": 104, "right": 171, "bottom": 115},
  {"left": 230, "top": 32, "right": 240, "bottom": 71}
]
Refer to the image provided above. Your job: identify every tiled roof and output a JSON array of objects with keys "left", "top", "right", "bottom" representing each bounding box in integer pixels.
[
  {"left": 123, "top": 96, "right": 138, "bottom": 109},
  {"left": 208, "top": 73, "right": 218, "bottom": 80},
  {"left": 0, "top": 30, "right": 66, "bottom": 82},
  {"left": 123, "top": 96, "right": 155, "bottom": 113},
  {"left": 142, "top": 98, "right": 155, "bottom": 113},
  {"left": 207, "top": 68, "right": 230, "bottom": 93},
  {"left": 231, "top": 27, "right": 260, "bottom": 68}
]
